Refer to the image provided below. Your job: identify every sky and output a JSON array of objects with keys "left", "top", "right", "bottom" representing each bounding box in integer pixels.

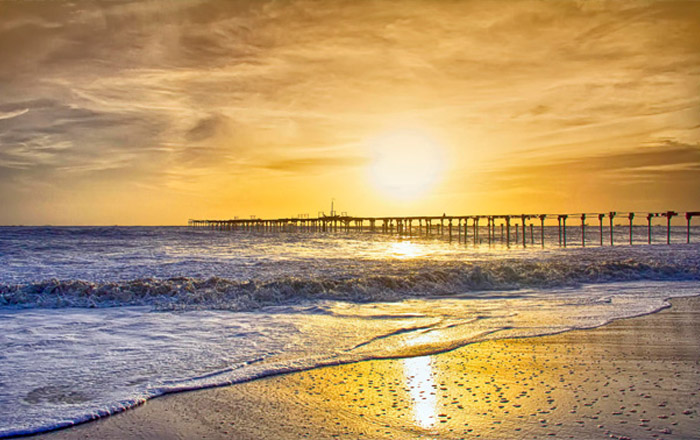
[{"left": 0, "top": 0, "right": 698, "bottom": 225}]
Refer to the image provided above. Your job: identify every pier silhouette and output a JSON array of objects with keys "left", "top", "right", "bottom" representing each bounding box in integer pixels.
[{"left": 189, "top": 211, "right": 700, "bottom": 247}]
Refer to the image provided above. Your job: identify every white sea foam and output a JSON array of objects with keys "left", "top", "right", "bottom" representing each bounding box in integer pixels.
[
  {"left": 1, "top": 281, "right": 698, "bottom": 437},
  {"left": 0, "top": 227, "right": 699, "bottom": 437}
]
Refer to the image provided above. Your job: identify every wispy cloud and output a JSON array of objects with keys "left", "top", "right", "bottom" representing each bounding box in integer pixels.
[
  {"left": 258, "top": 156, "right": 369, "bottom": 174},
  {"left": 483, "top": 140, "right": 700, "bottom": 211},
  {"left": 0, "top": 108, "right": 28, "bottom": 120},
  {"left": 0, "top": 0, "right": 698, "bottom": 223}
]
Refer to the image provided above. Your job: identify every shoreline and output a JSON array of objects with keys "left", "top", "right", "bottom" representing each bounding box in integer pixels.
[{"left": 32, "top": 295, "right": 700, "bottom": 440}]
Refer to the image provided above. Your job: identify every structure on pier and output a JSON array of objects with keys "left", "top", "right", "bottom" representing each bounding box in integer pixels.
[{"left": 189, "top": 211, "right": 700, "bottom": 247}]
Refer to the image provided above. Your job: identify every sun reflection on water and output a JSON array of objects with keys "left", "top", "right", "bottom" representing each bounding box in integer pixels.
[
  {"left": 387, "top": 241, "right": 424, "bottom": 259},
  {"left": 403, "top": 356, "right": 437, "bottom": 430}
]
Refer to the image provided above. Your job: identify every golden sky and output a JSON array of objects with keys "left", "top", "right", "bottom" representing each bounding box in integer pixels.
[{"left": 0, "top": 0, "right": 698, "bottom": 225}]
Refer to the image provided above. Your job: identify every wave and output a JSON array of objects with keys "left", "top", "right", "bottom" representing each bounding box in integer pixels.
[{"left": 2, "top": 258, "right": 698, "bottom": 310}]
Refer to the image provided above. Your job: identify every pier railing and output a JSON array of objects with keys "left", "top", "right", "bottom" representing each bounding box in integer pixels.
[{"left": 189, "top": 211, "right": 700, "bottom": 247}]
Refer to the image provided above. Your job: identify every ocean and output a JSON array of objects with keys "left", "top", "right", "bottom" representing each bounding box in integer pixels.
[{"left": 1, "top": 226, "right": 699, "bottom": 437}]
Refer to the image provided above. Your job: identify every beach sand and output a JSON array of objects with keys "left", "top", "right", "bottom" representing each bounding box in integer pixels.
[{"left": 37, "top": 296, "right": 700, "bottom": 440}]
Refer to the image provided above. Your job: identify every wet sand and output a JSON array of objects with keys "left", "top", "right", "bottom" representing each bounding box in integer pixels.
[{"left": 38, "top": 296, "right": 700, "bottom": 440}]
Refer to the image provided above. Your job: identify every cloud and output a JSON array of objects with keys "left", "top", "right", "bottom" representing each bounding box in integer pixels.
[
  {"left": 0, "top": 98, "right": 164, "bottom": 175},
  {"left": 0, "top": 0, "right": 698, "bottom": 223},
  {"left": 484, "top": 140, "right": 700, "bottom": 210},
  {"left": 0, "top": 108, "right": 28, "bottom": 120},
  {"left": 257, "top": 156, "right": 369, "bottom": 174},
  {"left": 186, "top": 113, "right": 228, "bottom": 142},
  {"left": 497, "top": 140, "right": 700, "bottom": 181}
]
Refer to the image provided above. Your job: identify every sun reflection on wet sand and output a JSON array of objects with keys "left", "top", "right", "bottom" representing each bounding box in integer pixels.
[
  {"left": 402, "top": 356, "right": 437, "bottom": 430},
  {"left": 37, "top": 299, "right": 700, "bottom": 440}
]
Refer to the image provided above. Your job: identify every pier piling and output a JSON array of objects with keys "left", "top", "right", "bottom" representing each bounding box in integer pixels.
[
  {"left": 609, "top": 212, "right": 616, "bottom": 246},
  {"left": 557, "top": 216, "right": 562, "bottom": 247},
  {"left": 464, "top": 218, "right": 468, "bottom": 244},
  {"left": 628, "top": 213, "right": 635, "bottom": 245},
  {"left": 505, "top": 216, "right": 511, "bottom": 248},
  {"left": 539, "top": 214, "right": 546, "bottom": 248},
  {"left": 663, "top": 211, "right": 677, "bottom": 244},
  {"left": 560, "top": 215, "right": 568, "bottom": 248},
  {"left": 687, "top": 212, "right": 699, "bottom": 243}
]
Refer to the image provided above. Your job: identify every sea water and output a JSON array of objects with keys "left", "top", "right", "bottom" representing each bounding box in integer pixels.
[{"left": 1, "top": 226, "right": 699, "bottom": 437}]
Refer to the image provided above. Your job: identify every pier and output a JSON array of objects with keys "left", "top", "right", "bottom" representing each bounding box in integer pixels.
[{"left": 189, "top": 211, "right": 700, "bottom": 247}]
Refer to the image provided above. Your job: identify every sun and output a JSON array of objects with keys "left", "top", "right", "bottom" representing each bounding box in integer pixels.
[{"left": 367, "top": 128, "right": 446, "bottom": 200}]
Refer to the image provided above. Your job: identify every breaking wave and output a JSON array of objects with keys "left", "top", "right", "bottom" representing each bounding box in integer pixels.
[{"left": 3, "top": 258, "right": 698, "bottom": 311}]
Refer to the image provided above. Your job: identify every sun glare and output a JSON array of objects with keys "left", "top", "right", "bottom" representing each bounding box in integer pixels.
[
  {"left": 367, "top": 129, "right": 446, "bottom": 200},
  {"left": 388, "top": 241, "right": 423, "bottom": 259}
]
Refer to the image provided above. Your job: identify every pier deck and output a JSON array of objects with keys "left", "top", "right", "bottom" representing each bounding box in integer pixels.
[{"left": 189, "top": 211, "right": 700, "bottom": 247}]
